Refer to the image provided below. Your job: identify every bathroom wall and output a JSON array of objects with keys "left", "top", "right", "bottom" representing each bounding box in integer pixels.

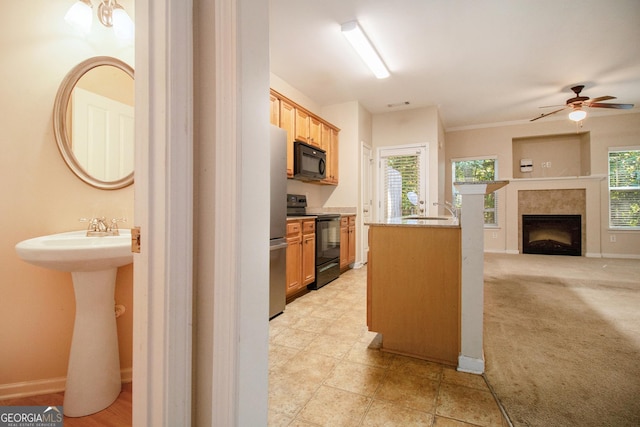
[{"left": 0, "top": 1, "right": 135, "bottom": 396}]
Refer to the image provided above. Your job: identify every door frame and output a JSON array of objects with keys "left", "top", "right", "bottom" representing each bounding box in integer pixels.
[
  {"left": 133, "top": 1, "right": 194, "bottom": 425},
  {"left": 134, "top": 1, "right": 271, "bottom": 425},
  {"left": 376, "top": 143, "right": 430, "bottom": 222},
  {"left": 360, "top": 141, "right": 373, "bottom": 263}
]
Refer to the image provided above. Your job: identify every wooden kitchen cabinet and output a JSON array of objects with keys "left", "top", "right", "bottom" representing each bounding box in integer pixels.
[
  {"left": 367, "top": 224, "right": 461, "bottom": 366},
  {"left": 340, "top": 215, "right": 356, "bottom": 272},
  {"left": 286, "top": 218, "right": 316, "bottom": 299},
  {"left": 279, "top": 98, "right": 296, "bottom": 177},
  {"left": 285, "top": 221, "right": 302, "bottom": 295},
  {"left": 348, "top": 215, "right": 356, "bottom": 265},
  {"left": 270, "top": 89, "right": 340, "bottom": 184},
  {"left": 302, "top": 221, "right": 316, "bottom": 286},
  {"left": 269, "top": 92, "right": 280, "bottom": 126},
  {"left": 294, "top": 108, "right": 310, "bottom": 143},
  {"left": 321, "top": 125, "right": 339, "bottom": 184},
  {"left": 308, "top": 116, "right": 322, "bottom": 147}
]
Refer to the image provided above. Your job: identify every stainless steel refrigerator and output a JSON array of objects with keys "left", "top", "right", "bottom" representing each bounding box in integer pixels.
[{"left": 269, "top": 126, "right": 287, "bottom": 318}]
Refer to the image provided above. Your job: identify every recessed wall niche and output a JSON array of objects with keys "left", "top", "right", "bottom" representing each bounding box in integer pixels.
[{"left": 512, "top": 132, "right": 591, "bottom": 179}]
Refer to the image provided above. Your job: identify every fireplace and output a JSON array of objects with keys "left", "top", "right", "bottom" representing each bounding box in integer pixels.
[{"left": 522, "top": 214, "right": 581, "bottom": 256}]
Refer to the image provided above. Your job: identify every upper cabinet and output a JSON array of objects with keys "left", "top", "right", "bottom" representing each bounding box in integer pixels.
[
  {"left": 270, "top": 89, "right": 340, "bottom": 184},
  {"left": 279, "top": 98, "right": 296, "bottom": 177},
  {"left": 269, "top": 92, "right": 280, "bottom": 126},
  {"left": 308, "top": 116, "right": 322, "bottom": 148}
]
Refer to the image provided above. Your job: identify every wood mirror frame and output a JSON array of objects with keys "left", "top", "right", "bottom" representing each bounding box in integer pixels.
[{"left": 53, "top": 56, "right": 134, "bottom": 190}]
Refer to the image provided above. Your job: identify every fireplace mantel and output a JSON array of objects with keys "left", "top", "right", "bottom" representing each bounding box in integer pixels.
[{"left": 510, "top": 174, "right": 606, "bottom": 183}]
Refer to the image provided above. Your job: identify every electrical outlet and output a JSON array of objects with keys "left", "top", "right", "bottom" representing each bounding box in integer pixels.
[
  {"left": 610, "top": 235, "right": 616, "bottom": 243},
  {"left": 492, "top": 232, "right": 498, "bottom": 239}
]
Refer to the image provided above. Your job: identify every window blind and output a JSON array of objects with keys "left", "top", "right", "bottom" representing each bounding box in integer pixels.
[{"left": 382, "top": 153, "right": 421, "bottom": 219}]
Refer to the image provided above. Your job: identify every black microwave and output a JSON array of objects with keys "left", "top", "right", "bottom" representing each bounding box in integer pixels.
[{"left": 294, "top": 141, "right": 326, "bottom": 181}]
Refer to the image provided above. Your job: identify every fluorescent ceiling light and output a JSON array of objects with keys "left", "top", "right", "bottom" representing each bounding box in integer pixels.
[
  {"left": 341, "top": 20, "right": 390, "bottom": 79},
  {"left": 568, "top": 109, "right": 587, "bottom": 122}
]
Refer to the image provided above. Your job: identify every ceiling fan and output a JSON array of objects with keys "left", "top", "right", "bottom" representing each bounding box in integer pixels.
[{"left": 530, "top": 85, "right": 634, "bottom": 122}]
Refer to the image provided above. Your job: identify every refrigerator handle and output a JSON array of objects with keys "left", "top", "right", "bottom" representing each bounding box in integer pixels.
[{"left": 270, "top": 241, "right": 288, "bottom": 251}]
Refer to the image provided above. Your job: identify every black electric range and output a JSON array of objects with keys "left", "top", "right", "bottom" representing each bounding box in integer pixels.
[{"left": 286, "top": 194, "right": 341, "bottom": 289}]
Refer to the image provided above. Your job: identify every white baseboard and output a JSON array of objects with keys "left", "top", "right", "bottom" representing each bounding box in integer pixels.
[
  {"left": 505, "top": 249, "right": 520, "bottom": 255},
  {"left": 0, "top": 367, "right": 133, "bottom": 400},
  {"left": 602, "top": 252, "right": 640, "bottom": 260},
  {"left": 585, "top": 252, "right": 602, "bottom": 258},
  {"left": 458, "top": 355, "right": 485, "bottom": 375}
]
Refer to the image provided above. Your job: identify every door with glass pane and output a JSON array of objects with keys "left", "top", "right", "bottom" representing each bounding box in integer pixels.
[{"left": 378, "top": 145, "right": 428, "bottom": 221}]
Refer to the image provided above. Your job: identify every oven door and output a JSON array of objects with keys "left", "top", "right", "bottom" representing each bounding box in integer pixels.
[{"left": 316, "top": 217, "right": 340, "bottom": 265}]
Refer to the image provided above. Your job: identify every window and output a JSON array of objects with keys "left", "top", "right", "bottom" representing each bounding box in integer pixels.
[
  {"left": 609, "top": 148, "right": 640, "bottom": 228},
  {"left": 452, "top": 157, "right": 498, "bottom": 226}
]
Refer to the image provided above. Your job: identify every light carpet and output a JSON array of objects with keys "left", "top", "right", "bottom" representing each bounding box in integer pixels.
[{"left": 483, "top": 253, "right": 640, "bottom": 427}]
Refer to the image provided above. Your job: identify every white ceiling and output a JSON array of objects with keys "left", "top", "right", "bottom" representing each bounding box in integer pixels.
[{"left": 269, "top": 0, "right": 640, "bottom": 130}]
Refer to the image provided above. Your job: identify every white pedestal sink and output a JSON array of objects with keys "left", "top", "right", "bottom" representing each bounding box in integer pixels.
[{"left": 15, "top": 230, "right": 133, "bottom": 417}]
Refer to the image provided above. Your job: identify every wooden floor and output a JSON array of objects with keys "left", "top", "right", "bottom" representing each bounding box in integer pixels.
[{"left": 0, "top": 383, "right": 132, "bottom": 427}]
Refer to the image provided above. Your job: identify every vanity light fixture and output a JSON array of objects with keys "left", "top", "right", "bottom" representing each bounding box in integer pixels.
[
  {"left": 341, "top": 20, "right": 390, "bottom": 79},
  {"left": 65, "top": 0, "right": 134, "bottom": 42},
  {"left": 568, "top": 108, "right": 587, "bottom": 122}
]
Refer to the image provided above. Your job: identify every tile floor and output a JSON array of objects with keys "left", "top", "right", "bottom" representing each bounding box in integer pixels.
[{"left": 268, "top": 266, "right": 508, "bottom": 427}]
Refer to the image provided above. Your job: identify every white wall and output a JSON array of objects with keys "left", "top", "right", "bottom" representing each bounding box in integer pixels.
[{"left": 372, "top": 106, "right": 443, "bottom": 218}]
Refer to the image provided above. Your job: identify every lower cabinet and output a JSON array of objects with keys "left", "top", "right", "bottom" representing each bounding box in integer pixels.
[
  {"left": 301, "top": 220, "right": 316, "bottom": 286},
  {"left": 286, "top": 218, "right": 315, "bottom": 299},
  {"left": 340, "top": 215, "right": 357, "bottom": 272}
]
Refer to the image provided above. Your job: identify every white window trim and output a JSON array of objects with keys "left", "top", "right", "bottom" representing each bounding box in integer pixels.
[
  {"left": 607, "top": 146, "right": 640, "bottom": 230},
  {"left": 451, "top": 155, "right": 499, "bottom": 227}
]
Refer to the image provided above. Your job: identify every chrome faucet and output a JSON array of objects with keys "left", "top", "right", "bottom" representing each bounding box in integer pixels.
[
  {"left": 80, "top": 217, "right": 125, "bottom": 236},
  {"left": 433, "top": 201, "right": 458, "bottom": 219}
]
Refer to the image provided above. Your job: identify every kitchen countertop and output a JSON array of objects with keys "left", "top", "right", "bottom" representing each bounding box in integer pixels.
[
  {"left": 366, "top": 216, "right": 459, "bottom": 228},
  {"left": 286, "top": 215, "right": 317, "bottom": 221}
]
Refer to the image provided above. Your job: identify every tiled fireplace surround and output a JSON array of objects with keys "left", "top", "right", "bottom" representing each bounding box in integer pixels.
[
  {"left": 517, "top": 189, "right": 587, "bottom": 255},
  {"left": 503, "top": 177, "right": 604, "bottom": 257}
]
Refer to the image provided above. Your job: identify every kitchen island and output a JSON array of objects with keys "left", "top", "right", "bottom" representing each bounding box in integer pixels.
[{"left": 366, "top": 217, "right": 461, "bottom": 366}]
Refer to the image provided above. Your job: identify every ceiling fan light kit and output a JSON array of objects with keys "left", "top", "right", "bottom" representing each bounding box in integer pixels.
[
  {"left": 568, "top": 108, "right": 587, "bottom": 122},
  {"left": 530, "top": 85, "right": 634, "bottom": 122}
]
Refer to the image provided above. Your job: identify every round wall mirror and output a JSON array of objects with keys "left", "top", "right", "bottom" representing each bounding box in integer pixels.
[{"left": 53, "top": 56, "right": 134, "bottom": 190}]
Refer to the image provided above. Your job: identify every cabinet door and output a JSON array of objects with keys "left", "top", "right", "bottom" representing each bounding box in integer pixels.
[
  {"left": 302, "top": 233, "right": 316, "bottom": 285},
  {"left": 321, "top": 123, "right": 332, "bottom": 184},
  {"left": 295, "top": 108, "right": 309, "bottom": 142},
  {"left": 348, "top": 224, "right": 356, "bottom": 264},
  {"left": 329, "top": 128, "right": 339, "bottom": 184},
  {"left": 269, "top": 92, "right": 280, "bottom": 126},
  {"left": 340, "top": 224, "right": 349, "bottom": 270},
  {"left": 286, "top": 234, "right": 301, "bottom": 295},
  {"left": 308, "top": 116, "right": 322, "bottom": 147},
  {"left": 280, "top": 100, "right": 296, "bottom": 177}
]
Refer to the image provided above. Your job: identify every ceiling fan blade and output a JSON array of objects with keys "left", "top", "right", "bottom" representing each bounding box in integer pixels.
[
  {"left": 585, "top": 96, "right": 616, "bottom": 104},
  {"left": 589, "top": 102, "right": 634, "bottom": 109},
  {"left": 538, "top": 104, "right": 565, "bottom": 109},
  {"left": 530, "top": 107, "right": 566, "bottom": 121}
]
